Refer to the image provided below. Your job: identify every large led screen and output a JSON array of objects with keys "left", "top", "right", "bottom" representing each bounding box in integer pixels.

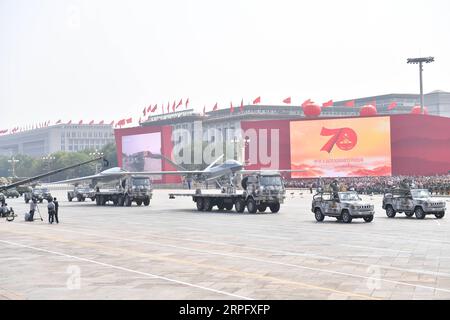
[
  {"left": 290, "top": 117, "right": 392, "bottom": 178},
  {"left": 121, "top": 132, "right": 162, "bottom": 176}
]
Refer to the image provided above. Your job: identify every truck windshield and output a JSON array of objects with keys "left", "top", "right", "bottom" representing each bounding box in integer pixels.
[
  {"left": 260, "top": 176, "right": 282, "bottom": 186},
  {"left": 339, "top": 192, "right": 360, "bottom": 201},
  {"left": 411, "top": 189, "right": 431, "bottom": 199},
  {"left": 132, "top": 178, "right": 150, "bottom": 186}
]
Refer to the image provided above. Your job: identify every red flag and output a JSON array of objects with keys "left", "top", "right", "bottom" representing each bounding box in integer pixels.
[
  {"left": 322, "top": 100, "right": 333, "bottom": 107},
  {"left": 253, "top": 96, "right": 261, "bottom": 104},
  {"left": 67, "top": 120, "right": 72, "bottom": 125},
  {"left": 56, "top": 120, "right": 61, "bottom": 124},
  {"left": 388, "top": 102, "right": 397, "bottom": 110},
  {"left": 151, "top": 104, "right": 157, "bottom": 113},
  {"left": 240, "top": 98, "right": 244, "bottom": 112},
  {"left": 147, "top": 105, "right": 152, "bottom": 113},
  {"left": 162, "top": 103, "right": 165, "bottom": 114},
  {"left": 176, "top": 98, "right": 183, "bottom": 109},
  {"left": 143, "top": 107, "right": 147, "bottom": 116},
  {"left": 99, "top": 120, "right": 104, "bottom": 125},
  {"left": 126, "top": 117, "right": 132, "bottom": 124},
  {"left": 185, "top": 98, "right": 189, "bottom": 109},
  {"left": 230, "top": 102, "right": 234, "bottom": 113},
  {"left": 344, "top": 100, "right": 355, "bottom": 107},
  {"left": 172, "top": 101, "right": 176, "bottom": 112},
  {"left": 78, "top": 120, "right": 83, "bottom": 125},
  {"left": 301, "top": 99, "right": 312, "bottom": 107},
  {"left": 89, "top": 120, "right": 94, "bottom": 125},
  {"left": 110, "top": 120, "right": 114, "bottom": 126},
  {"left": 283, "top": 97, "right": 291, "bottom": 104},
  {"left": 212, "top": 102, "right": 218, "bottom": 111}
]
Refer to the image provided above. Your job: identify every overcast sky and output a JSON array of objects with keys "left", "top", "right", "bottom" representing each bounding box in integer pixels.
[{"left": 1, "top": 0, "right": 449, "bottom": 129}]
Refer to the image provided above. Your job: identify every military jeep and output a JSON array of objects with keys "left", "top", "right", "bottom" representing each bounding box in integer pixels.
[
  {"left": 382, "top": 188, "right": 446, "bottom": 219},
  {"left": 312, "top": 190, "right": 375, "bottom": 223},
  {"left": 24, "top": 187, "right": 52, "bottom": 203},
  {"left": 68, "top": 186, "right": 96, "bottom": 202}
]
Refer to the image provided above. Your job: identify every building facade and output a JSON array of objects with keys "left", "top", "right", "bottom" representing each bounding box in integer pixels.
[{"left": 0, "top": 124, "right": 115, "bottom": 157}]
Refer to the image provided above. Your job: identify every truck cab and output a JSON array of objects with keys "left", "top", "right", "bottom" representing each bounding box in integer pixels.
[
  {"left": 312, "top": 190, "right": 374, "bottom": 223},
  {"left": 383, "top": 188, "right": 446, "bottom": 219},
  {"left": 95, "top": 175, "right": 152, "bottom": 206}
]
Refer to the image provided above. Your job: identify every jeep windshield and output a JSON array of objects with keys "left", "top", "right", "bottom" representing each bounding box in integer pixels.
[
  {"left": 411, "top": 189, "right": 431, "bottom": 199},
  {"left": 132, "top": 178, "right": 150, "bottom": 186},
  {"left": 338, "top": 192, "right": 360, "bottom": 201},
  {"left": 260, "top": 176, "right": 283, "bottom": 186}
]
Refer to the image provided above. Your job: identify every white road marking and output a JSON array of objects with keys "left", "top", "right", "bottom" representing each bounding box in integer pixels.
[
  {"left": 0, "top": 239, "right": 252, "bottom": 300},
  {"left": 10, "top": 224, "right": 450, "bottom": 293}
]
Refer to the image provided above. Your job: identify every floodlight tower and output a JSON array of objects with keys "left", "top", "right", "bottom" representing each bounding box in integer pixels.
[{"left": 407, "top": 56, "right": 435, "bottom": 114}]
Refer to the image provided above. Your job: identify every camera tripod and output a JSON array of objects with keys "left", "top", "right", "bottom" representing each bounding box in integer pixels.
[{"left": 34, "top": 203, "right": 44, "bottom": 222}]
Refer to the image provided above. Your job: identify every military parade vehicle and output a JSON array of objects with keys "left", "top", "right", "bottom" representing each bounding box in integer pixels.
[
  {"left": 169, "top": 172, "right": 286, "bottom": 213},
  {"left": 382, "top": 188, "right": 446, "bottom": 219},
  {"left": 24, "top": 186, "right": 53, "bottom": 203},
  {"left": 5, "top": 188, "right": 20, "bottom": 198},
  {"left": 68, "top": 185, "right": 96, "bottom": 202},
  {"left": 95, "top": 175, "right": 152, "bottom": 206},
  {"left": 311, "top": 190, "right": 375, "bottom": 223}
]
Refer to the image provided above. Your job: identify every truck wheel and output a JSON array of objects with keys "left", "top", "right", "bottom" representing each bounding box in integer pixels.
[
  {"left": 136, "top": 200, "right": 142, "bottom": 206},
  {"left": 414, "top": 207, "right": 426, "bottom": 219},
  {"left": 405, "top": 211, "right": 414, "bottom": 217},
  {"left": 235, "top": 199, "right": 245, "bottom": 213},
  {"left": 143, "top": 197, "right": 150, "bottom": 206},
  {"left": 342, "top": 210, "right": 352, "bottom": 223},
  {"left": 77, "top": 195, "right": 82, "bottom": 202},
  {"left": 203, "top": 198, "right": 213, "bottom": 211},
  {"left": 258, "top": 205, "right": 267, "bottom": 213},
  {"left": 96, "top": 196, "right": 101, "bottom": 206},
  {"left": 385, "top": 205, "right": 396, "bottom": 218},
  {"left": 435, "top": 212, "right": 445, "bottom": 219},
  {"left": 81, "top": 197, "right": 86, "bottom": 202},
  {"left": 247, "top": 198, "right": 257, "bottom": 213},
  {"left": 68, "top": 196, "right": 72, "bottom": 202},
  {"left": 196, "top": 198, "right": 204, "bottom": 211},
  {"left": 225, "top": 203, "right": 233, "bottom": 211},
  {"left": 101, "top": 196, "right": 107, "bottom": 206},
  {"left": 314, "top": 208, "right": 325, "bottom": 222},
  {"left": 269, "top": 203, "right": 280, "bottom": 213},
  {"left": 363, "top": 216, "right": 374, "bottom": 223},
  {"left": 118, "top": 196, "right": 125, "bottom": 207},
  {"left": 91, "top": 197, "right": 95, "bottom": 201},
  {"left": 25, "top": 199, "right": 29, "bottom": 204},
  {"left": 124, "top": 195, "right": 132, "bottom": 207}
]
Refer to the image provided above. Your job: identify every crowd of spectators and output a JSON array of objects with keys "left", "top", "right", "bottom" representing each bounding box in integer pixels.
[{"left": 284, "top": 175, "right": 450, "bottom": 195}]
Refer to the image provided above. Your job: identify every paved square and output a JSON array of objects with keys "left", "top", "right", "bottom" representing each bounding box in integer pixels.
[{"left": 1, "top": 189, "right": 450, "bottom": 300}]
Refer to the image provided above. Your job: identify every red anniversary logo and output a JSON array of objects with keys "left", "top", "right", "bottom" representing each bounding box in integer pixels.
[{"left": 320, "top": 127, "right": 357, "bottom": 153}]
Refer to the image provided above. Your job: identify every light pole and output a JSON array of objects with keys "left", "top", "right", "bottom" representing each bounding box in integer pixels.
[
  {"left": 243, "top": 137, "right": 251, "bottom": 166},
  {"left": 7, "top": 156, "right": 19, "bottom": 177},
  {"left": 407, "top": 56, "right": 435, "bottom": 114},
  {"left": 89, "top": 150, "right": 104, "bottom": 173}
]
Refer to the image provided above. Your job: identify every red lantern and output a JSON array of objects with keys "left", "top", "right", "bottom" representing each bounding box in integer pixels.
[
  {"left": 359, "top": 104, "right": 377, "bottom": 116},
  {"left": 303, "top": 103, "right": 321, "bottom": 117},
  {"left": 411, "top": 105, "right": 428, "bottom": 115}
]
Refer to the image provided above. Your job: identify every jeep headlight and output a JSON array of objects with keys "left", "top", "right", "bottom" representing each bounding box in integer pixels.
[{"left": 424, "top": 202, "right": 429, "bottom": 207}]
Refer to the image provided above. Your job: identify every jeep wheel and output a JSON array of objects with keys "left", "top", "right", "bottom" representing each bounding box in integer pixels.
[
  {"left": 68, "top": 196, "right": 72, "bottom": 202},
  {"left": 143, "top": 197, "right": 150, "bottom": 206},
  {"left": 235, "top": 199, "right": 245, "bottom": 213},
  {"left": 269, "top": 203, "right": 280, "bottom": 213},
  {"left": 225, "top": 203, "right": 233, "bottom": 211},
  {"left": 136, "top": 200, "right": 142, "bottom": 206},
  {"left": 203, "top": 198, "right": 213, "bottom": 211},
  {"left": 414, "top": 207, "right": 426, "bottom": 219},
  {"left": 25, "top": 199, "right": 29, "bottom": 204},
  {"left": 405, "top": 211, "right": 414, "bottom": 217},
  {"left": 314, "top": 208, "right": 325, "bottom": 222},
  {"left": 258, "top": 204, "right": 267, "bottom": 213},
  {"left": 81, "top": 197, "right": 86, "bottom": 202},
  {"left": 386, "top": 206, "right": 396, "bottom": 218},
  {"left": 96, "top": 196, "right": 101, "bottom": 206},
  {"left": 247, "top": 198, "right": 257, "bottom": 213},
  {"left": 196, "top": 197, "right": 204, "bottom": 211},
  {"left": 435, "top": 212, "right": 445, "bottom": 219},
  {"left": 342, "top": 210, "right": 352, "bottom": 223},
  {"left": 363, "top": 216, "right": 374, "bottom": 223}
]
